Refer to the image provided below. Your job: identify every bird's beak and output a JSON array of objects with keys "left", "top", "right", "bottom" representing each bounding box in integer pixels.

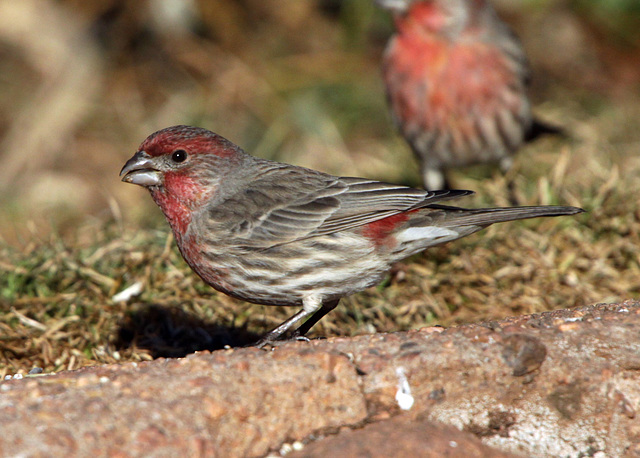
[{"left": 120, "top": 151, "right": 162, "bottom": 187}]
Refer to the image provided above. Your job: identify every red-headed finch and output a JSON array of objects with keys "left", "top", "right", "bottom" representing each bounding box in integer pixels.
[
  {"left": 120, "top": 125, "right": 581, "bottom": 346},
  {"left": 378, "top": 0, "right": 560, "bottom": 190}
]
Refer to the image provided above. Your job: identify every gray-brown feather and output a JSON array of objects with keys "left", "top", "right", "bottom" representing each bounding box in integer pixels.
[
  {"left": 203, "top": 158, "right": 474, "bottom": 249},
  {"left": 181, "top": 156, "right": 581, "bottom": 308},
  {"left": 417, "top": 204, "right": 584, "bottom": 228}
]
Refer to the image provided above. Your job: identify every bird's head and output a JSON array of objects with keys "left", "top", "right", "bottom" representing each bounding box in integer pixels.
[
  {"left": 120, "top": 125, "right": 246, "bottom": 231},
  {"left": 377, "top": 0, "right": 486, "bottom": 37}
]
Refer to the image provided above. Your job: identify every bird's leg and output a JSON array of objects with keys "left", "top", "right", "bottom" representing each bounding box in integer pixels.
[
  {"left": 254, "top": 295, "right": 330, "bottom": 348},
  {"left": 254, "top": 308, "right": 314, "bottom": 348},
  {"left": 291, "top": 299, "right": 340, "bottom": 338},
  {"left": 499, "top": 156, "right": 519, "bottom": 205}
]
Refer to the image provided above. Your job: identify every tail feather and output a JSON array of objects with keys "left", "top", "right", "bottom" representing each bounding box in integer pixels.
[
  {"left": 525, "top": 118, "right": 567, "bottom": 142},
  {"left": 431, "top": 205, "right": 584, "bottom": 227}
]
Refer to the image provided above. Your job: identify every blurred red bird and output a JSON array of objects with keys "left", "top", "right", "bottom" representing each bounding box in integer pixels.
[
  {"left": 120, "top": 125, "right": 581, "bottom": 346},
  {"left": 378, "top": 0, "right": 559, "bottom": 190}
]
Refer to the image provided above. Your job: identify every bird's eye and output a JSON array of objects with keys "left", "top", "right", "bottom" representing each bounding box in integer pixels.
[{"left": 171, "top": 149, "right": 187, "bottom": 163}]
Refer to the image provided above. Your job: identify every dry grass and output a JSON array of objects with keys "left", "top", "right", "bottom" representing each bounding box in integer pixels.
[
  {"left": 1, "top": 152, "right": 638, "bottom": 376},
  {"left": 0, "top": 1, "right": 639, "bottom": 375}
]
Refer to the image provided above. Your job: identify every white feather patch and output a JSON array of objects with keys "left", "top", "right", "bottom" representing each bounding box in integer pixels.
[
  {"left": 302, "top": 295, "right": 322, "bottom": 314},
  {"left": 396, "top": 226, "right": 458, "bottom": 243}
]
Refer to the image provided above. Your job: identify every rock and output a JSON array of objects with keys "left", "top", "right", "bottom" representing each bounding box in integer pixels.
[
  {"left": 0, "top": 300, "right": 639, "bottom": 457},
  {"left": 289, "top": 415, "right": 517, "bottom": 457}
]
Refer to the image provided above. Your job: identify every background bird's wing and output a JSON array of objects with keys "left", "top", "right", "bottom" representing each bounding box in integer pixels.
[{"left": 211, "top": 162, "right": 472, "bottom": 248}]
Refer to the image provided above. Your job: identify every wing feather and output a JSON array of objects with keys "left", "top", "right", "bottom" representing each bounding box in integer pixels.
[{"left": 209, "top": 160, "right": 473, "bottom": 248}]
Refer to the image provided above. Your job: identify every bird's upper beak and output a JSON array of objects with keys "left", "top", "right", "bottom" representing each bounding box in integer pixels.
[{"left": 120, "top": 151, "right": 162, "bottom": 187}]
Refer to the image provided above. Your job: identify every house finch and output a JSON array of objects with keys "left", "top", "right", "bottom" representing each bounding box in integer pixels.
[
  {"left": 120, "top": 125, "right": 581, "bottom": 346},
  {"left": 378, "top": 0, "right": 560, "bottom": 190}
]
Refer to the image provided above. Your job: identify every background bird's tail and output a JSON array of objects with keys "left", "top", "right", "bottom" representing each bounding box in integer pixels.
[{"left": 525, "top": 117, "right": 567, "bottom": 142}]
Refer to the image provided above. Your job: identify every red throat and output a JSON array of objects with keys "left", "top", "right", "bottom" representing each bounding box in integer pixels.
[
  {"left": 150, "top": 172, "right": 214, "bottom": 237},
  {"left": 386, "top": 22, "right": 518, "bottom": 133},
  {"left": 150, "top": 188, "right": 192, "bottom": 237}
]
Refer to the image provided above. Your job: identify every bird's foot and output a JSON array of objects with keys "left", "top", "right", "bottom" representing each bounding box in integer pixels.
[
  {"left": 252, "top": 332, "right": 284, "bottom": 350},
  {"left": 252, "top": 331, "right": 311, "bottom": 349}
]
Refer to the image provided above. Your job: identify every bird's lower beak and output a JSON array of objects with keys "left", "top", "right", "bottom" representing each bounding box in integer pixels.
[{"left": 120, "top": 151, "right": 162, "bottom": 187}]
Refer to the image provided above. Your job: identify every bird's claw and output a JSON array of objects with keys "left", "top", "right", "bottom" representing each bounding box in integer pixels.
[{"left": 252, "top": 333, "right": 312, "bottom": 350}]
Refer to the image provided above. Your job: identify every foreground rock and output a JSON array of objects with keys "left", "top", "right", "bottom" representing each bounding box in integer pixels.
[
  {"left": 1, "top": 301, "right": 639, "bottom": 457},
  {"left": 290, "top": 416, "right": 518, "bottom": 457}
]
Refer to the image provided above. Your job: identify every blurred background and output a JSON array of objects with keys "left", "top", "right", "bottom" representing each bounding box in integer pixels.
[
  {"left": 0, "top": 0, "right": 638, "bottom": 242},
  {"left": 0, "top": 0, "right": 639, "bottom": 373}
]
